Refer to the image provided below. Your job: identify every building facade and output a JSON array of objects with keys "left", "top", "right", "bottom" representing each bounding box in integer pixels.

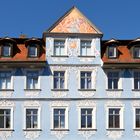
[{"left": 0, "top": 6, "right": 140, "bottom": 140}]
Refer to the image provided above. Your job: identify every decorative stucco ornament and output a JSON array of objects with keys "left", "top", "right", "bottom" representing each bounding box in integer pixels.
[
  {"left": 106, "top": 130, "right": 123, "bottom": 140},
  {"left": 24, "top": 131, "right": 41, "bottom": 140}
]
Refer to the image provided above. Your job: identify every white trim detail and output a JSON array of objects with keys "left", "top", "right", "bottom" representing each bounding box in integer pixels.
[
  {"left": 24, "top": 131, "right": 40, "bottom": 140},
  {"left": 23, "top": 101, "right": 41, "bottom": 140},
  {"left": 0, "top": 101, "right": 15, "bottom": 140},
  {"left": 50, "top": 101, "right": 70, "bottom": 140},
  {"left": 105, "top": 101, "right": 124, "bottom": 140},
  {"left": 106, "top": 130, "right": 123, "bottom": 140},
  {"left": 51, "top": 131, "right": 68, "bottom": 140},
  {"left": 77, "top": 100, "right": 96, "bottom": 140},
  {"left": 106, "top": 90, "right": 122, "bottom": 98},
  {"left": 132, "top": 101, "right": 140, "bottom": 138},
  {"left": 0, "top": 131, "right": 13, "bottom": 140},
  {"left": 78, "top": 131, "right": 96, "bottom": 140}
]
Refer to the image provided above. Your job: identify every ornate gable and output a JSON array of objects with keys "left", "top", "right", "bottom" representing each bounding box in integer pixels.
[{"left": 47, "top": 7, "right": 102, "bottom": 34}]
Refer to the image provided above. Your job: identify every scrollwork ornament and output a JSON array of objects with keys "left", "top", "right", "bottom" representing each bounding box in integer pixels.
[
  {"left": 79, "top": 91, "right": 95, "bottom": 98},
  {"left": 51, "top": 130, "right": 68, "bottom": 140},
  {"left": 0, "top": 100, "right": 15, "bottom": 108},
  {"left": 24, "top": 131, "right": 41, "bottom": 140},
  {"left": 106, "top": 130, "right": 123, "bottom": 140},
  {"left": 134, "top": 130, "right": 140, "bottom": 138},
  {"left": 0, "top": 131, "right": 13, "bottom": 140},
  {"left": 23, "top": 101, "right": 41, "bottom": 107},
  {"left": 78, "top": 130, "right": 96, "bottom": 140}
]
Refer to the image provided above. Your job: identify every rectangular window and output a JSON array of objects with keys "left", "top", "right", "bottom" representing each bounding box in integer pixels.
[
  {"left": 133, "top": 47, "right": 140, "bottom": 58},
  {"left": 0, "top": 109, "right": 11, "bottom": 128},
  {"left": 26, "top": 71, "right": 38, "bottom": 89},
  {"left": 136, "top": 108, "right": 140, "bottom": 128},
  {"left": 28, "top": 45, "right": 38, "bottom": 57},
  {"left": 0, "top": 71, "right": 11, "bottom": 89},
  {"left": 54, "top": 40, "right": 65, "bottom": 56},
  {"left": 81, "top": 72, "right": 92, "bottom": 89},
  {"left": 108, "top": 72, "right": 119, "bottom": 89},
  {"left": 81, "top": 109, "right": 92, "bottom": 129},
  {"left": 134, "top": 72, "right": 140, "bottom": 90},
  {"left": 53, "top": 71, "right": 65, "bottom": 89},
  {"left": 53, "top": 109, "right": 65, "bottom": 129},
  {"left": 80, "top": 40, "right": 91, "bottom": 56},
  {"left": 2, "top": 46, "right": 11, "bottom": 57},
  {"left": 26, "top": 109, "right": 38, "bottom": 129},
  {"left": 108, "top": 44, "right": 117, "bottom": 58},
  {"left": 108, "top": 108, "right": 120, "bottom": 128}
]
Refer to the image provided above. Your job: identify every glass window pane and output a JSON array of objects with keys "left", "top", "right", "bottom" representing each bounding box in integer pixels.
[
  {"left": 81, "top": 115, "right": 86, "bottom": 128},
  {"left": 28, "top": 46, "right": 37, "bottom": 57},
  {"left": 2, "top": 46, "right": 11, "bottom": 57},
  {"left": 6, "top": 116, "right": 10, "bottom": 128},
  {"left": 60, "top": 116, "right": 65, "bottom": 128},
  {"left": 0, "top": 116, "right": 4, "bottom": 128},
  {"left": 87, "top": 115, "right": 92, "bottom": 128}
]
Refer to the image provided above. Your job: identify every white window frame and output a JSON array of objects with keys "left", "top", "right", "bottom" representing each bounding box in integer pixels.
[
  {"left": 52, "top": 69, "right": 68, "bottom": 90},
  {"left": 78, "top": 107, "right": 96, "bottom": 130},
  {"left": 133, "top": 107, "right": 140, "bottom": 129},
  {"left": 23, "top": 107, "right": 41, "bottom": 130},
  {"left": 106, "top": 70, "right": 122, "bottom": 90},
  {"left": 106, "top": 107, "right": 124, "bottom": 129},
  {"left": 24, "top": 70, "right": 41, "bottom": 90},
  {"left": 78, "top": 70, "right": 95, "bottom": 90},
  {"left": 53, "top": 38, "right": 67, "bottom": 56},
  {"left": 28, "top": 44, "right": 38, "bottom": 57},
  {"left": 51, "top": 106, "right": 68, "bottom": 130},
  {"left": 0, "top": 107, "right": 14, "bottom": 130},
  {"left": 0, "top": 70, "right": 14, "bottom": 90},
  {"left": 108, "top": 45, "right": 117, "bottom": 58},
  {"left": 133, "top": 45, "right": 140, "bottom": 58},
  {"left": 80, "top": 39, "right": 93, "bottom": 56},
  {"left": 133, "top": 70, "right": 140, "bottom": 90},
  {"left": 2, "top": 44, "right": 12, "bottom": 57}
]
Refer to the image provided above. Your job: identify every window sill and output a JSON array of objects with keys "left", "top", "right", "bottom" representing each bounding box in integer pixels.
[
  {"left": 78, "top": 89, "right": 96, "bottom": 91},
  {"left": 51, "top": 129, "right": 69, "bottom": 131},
  {"left": 0, "top": 129, "right": 14, "bottom": 131},
  {"left": 78, "top": 129, "right": 97, "bottom": 131},
  {"left": 51, "top": 89, "right": 69, "bottom": 91},
  {"left": 51, "top": 55, "right": 69, "bottom": 58},
  {"left": 24, "top": 89, "right": 41, "bottom": 91},
  {"left": 133, "top": 128, "right": 140, "bottom": 131},
  {"left": 78, "top": 55, "right": 95, "bottom": 58},
  {"left": 0, "top": 89, "right": 14, "bottom": 91},
  {"left": 106, "top": 129, "right": 124, "bottom": 131},
  {"left": 106, "top": 89, "right": 123, "bottom": 91},
  {"left": 23, "top": 129, "right": 42, "bottom": 131},
  {"left": 132, "top": 89, "right": 140, "bottom": 91}
]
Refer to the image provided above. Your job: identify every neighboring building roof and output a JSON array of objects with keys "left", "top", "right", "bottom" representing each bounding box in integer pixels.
[{"left": 46, "top": 6, "right": 102, "bottom": 35}]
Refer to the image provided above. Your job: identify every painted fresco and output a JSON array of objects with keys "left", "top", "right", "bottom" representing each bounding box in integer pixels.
[{"left": 50, "top": 8, "right": 97, "bottom": 33}]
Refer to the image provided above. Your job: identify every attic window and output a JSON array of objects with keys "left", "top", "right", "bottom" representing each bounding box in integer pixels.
[
  {"left": 1, "top": 43, "right": 12, "bottom": 57},
  {"left": 28, "top": 44, "right": 38, "bottom": 58},
  {"left": 108, "top": 44, "right": 118, "bottom": 58},
  {"left": 133, "top": 45, "right": 140, "bottom": 59}
]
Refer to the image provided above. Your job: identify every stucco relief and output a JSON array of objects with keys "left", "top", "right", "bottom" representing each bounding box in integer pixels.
[
  {"left": 134, "top": 131, "right": 140, "bottom": 138},
  {"left": 23, "top": 101, "right": 41, "bottom": 107},
  {"left": 24, "top": 90, "right": 41, "bottom": 97},
  {"left": 0, "top": 131, "right": 13, "bottom": 140},
  {"left": 67, "top": 38, "right": 79, "bottom": 57},
  {"left": 50, "top": 101, "right": 70, "bottom": 107},
  {"left": 51, "top": 131, "right": 68, "bottom": 140},
  {"left": 24, "top": 131, "right": 40, "bottom": 140},
  {"left": 0, "top": 91, "right": 13, "bottom": 98},
  {"left": 76, "top": 100, "right": 96, "bottom": 108},
  {"left": 79, "top": 90, "right": 95, "bottom": 97},
  {"left": 105, "top": 100, "right": 124, "bottom": 109},
  {"left": 0, "top": 100, "right": 15, "bottom": 107},
  {"left": 106, "top": 90, "right": 122, "bottom": 98},
  {"left": 106, "top": 130, "right": 123, "bottom": 140},
  {"left": 78, "top": 130, "right": 96, "bottom": 140},
  {"left": 46, "top": 37, "right": 53, "bottom": 57},
  {"left": 52, "top": 91, "right": 68, "bottom": 98}
]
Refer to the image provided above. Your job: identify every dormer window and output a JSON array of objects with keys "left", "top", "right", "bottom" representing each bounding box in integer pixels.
[
  {"left": 1, "top": 43, "right": 12, "bottom": 57},
  {"left": 133, "top": 45, "right": 140, "bottom": 58},
  {"left": 108, "top": 44, "right": 117, "bottom": 58},
  {"left": 28, "top": 44, "right": 38, "bottom": 57}
]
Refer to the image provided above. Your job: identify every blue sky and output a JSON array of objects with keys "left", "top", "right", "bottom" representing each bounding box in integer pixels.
[{"left": 0, "top": 0, "right": 140, "bottom": 40}]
